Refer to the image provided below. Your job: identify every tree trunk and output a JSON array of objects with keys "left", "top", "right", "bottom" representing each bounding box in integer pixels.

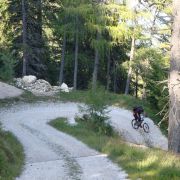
[
  {"left": 135, "top": 71, "right": 138, "bottom": 98},
  {"left": 125, "top": 34, "right": 135, "bottom": 95},
  {"left": 92, "top": 32, "right": 100, "bottom": 90},
  {"left": 22, "top": 0, "right": 28, "bottom": 76},
  {"left": 59, "top": 33, "right": 66, "bottom": 85},
  {"left": 73, "top": 16, "right": 79, "bottom": 90},
  {"left": 113, "top": 59, "right": 117, "bottom": 93},
  {"left": 37, "top": 0, "right": 42, "bottom": 37},
  {"left": 168, "top": 0, "right": 180, "bottom": 153},
  {"left": 26, "top": 0, "right": 47, "bottom": 78},
  {"left": 106, "top": 49, "right": 111, "bottom": 91},
  {"left": 142, "top": 83, "right": 147, "bottom": 100}
]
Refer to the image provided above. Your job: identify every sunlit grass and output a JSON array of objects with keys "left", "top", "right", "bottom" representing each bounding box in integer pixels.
[
  {"left": 50, "top": 118, "right": 180, "bottom": 180},
  {"left": 0, "top": 127, "right": 24, "bottom": 179}
]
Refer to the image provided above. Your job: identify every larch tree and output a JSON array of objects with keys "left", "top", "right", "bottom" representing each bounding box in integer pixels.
[
  {"left": 59, "top": 32, "right": 67, "bottom": 85},
  {"left": 73, "top": 15, "right": 79, "bottom": 90},
  {"left": 92, "top": 2, "right": 101, "bottom": 90},
  {"left": 72, "top": 1, "right": 90, "bottom": 90},
  {"left": 124, "top": 0, "right": 138, "bottom": 95}
]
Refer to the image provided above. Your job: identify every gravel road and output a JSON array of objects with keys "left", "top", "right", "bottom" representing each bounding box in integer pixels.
[
  {"left": 0, "top": 102, "right": 128, "bottom": 180},
  {"left": 0, "top": 102, "right": 167, "bottom": 179},
  {"left": 0, "top": 82, "right": 23, "bottom": 99}
]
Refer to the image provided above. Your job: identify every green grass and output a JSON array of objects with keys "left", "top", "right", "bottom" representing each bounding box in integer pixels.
[
  {"left": 0, "top": 127, "right": 24, "bottom": 180},
  {"left": 50, "top": 118, "right": 180, "bottom": 180}
]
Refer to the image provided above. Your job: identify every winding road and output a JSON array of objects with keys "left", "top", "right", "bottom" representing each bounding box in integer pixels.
[{"left": 0, "top": 102, "right": 167, "bottom": 180}]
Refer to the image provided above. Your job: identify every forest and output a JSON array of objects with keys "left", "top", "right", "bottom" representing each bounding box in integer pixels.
[{"left": 0, "top": 0, "right": 171, "bottom": 107}]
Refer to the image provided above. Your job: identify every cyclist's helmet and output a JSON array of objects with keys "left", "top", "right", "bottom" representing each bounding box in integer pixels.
[{"left": 133, "top": 106, "right": 144, "bottom": 113}]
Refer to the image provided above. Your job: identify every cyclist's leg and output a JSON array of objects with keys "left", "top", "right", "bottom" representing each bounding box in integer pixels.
[
  {"left": 137, "top": 112, "right": 141, "bottom": 121},
  {"left": 137, "top": 113, "right": 142, "bottom": 127},
  {"left": 133, "top": 113, "right": 138, "bottom": 120}
]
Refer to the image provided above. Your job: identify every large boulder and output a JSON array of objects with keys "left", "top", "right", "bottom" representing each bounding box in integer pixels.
[
  {"left": 22, "top": 75, "right": 37, "bottom": 85},
  {"left": 31, "top": 79, "right": 52, "bottom": 92}
]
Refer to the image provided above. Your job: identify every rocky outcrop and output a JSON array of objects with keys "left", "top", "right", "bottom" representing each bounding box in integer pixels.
[{"left": 14, "top": 76, "right": 71, "bottom": 96}]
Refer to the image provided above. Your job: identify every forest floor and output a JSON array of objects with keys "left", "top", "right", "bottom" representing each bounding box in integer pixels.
[{"left": 0, "top": 101, "right": 167, "bottom": 179}]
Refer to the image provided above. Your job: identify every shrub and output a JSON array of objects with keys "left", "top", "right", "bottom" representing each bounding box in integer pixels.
[{"left": 79, "top": 86, "right": 113, "bottom": 136}]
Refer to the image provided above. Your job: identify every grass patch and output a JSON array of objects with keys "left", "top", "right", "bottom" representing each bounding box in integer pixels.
[
  {"left": 0, "top": 127, "right": 24, "bottom": 180},
  {"left": 50, "top": 118, "right": 180, "bottom": 180}
]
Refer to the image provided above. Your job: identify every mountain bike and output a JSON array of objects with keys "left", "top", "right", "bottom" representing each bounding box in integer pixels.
[{"left": 131, "top": 115, "right": 149, "bottom": 133}]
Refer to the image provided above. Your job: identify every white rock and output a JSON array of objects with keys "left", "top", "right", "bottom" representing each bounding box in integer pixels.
[
  {"left": 14, "top": 78, "right": 23, "bottom": 88},
  {"left": 52, "top": 86, "right": 61, "bottom": 92},
  {"left": 60, "top": 83, "right": 69, "bottom": 93},
  {"left": 14, "top": 76, "right": 61, "bottom": 96},
  {"left": 23, "top": 75, "right": 37, "bottom": 85},
  {"left": 69, "top": 87, "right": 74, "bottom": 92},
  {"left": 32, "top": 79, "right": 52, "bottom": 92}
]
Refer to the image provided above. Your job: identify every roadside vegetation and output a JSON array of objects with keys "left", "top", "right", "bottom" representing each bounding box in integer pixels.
[
  {"left": 50, "top": 118, "right": 180, "bottom": 180},
  {"left": 0, "top": 126, "right": 24, "bottom": 180},
  {"left": 59, "top": 90, "right": 167, "bottom": 134}
]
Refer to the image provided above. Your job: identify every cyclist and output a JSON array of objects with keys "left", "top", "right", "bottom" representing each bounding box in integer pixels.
[{"left": 133, "top": 106, "right": 144, "bottom": 124}]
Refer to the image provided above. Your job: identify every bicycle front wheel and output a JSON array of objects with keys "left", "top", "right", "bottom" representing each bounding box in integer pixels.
[
  {"left": 131, "top": 119, "right": 139, "bottom": 129},
  {"left": 143, "top": 123, "right": 149, "bottom": 133}
]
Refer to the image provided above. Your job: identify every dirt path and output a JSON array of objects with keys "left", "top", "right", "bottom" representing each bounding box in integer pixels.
[
  {"left": 0, "top": 102, "right": 128, "bottom": 180},
  {"left": 0, "top": 82, "right": 23, "bottom": 99}
]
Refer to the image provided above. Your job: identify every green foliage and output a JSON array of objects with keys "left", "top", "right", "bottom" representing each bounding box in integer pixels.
[
  {"left": 0, "top": 50, "right": 14, "bottom": 81},
  {"left": 132, "top": 48, "right": 169, "bottom": 123},
  {"left": 79, "top": 86, "right": 113, "bottom": 136}
]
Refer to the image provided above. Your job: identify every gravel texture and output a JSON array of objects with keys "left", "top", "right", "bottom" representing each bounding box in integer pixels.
[
  {"left": 0, "top": 82, "right": 23, "bottom": 99},
  {"left": 0, "top": 102, "right": 129, "bottom": 180},
  {"left": 108, "top": 106, "right": 168, "bottom": 150}
]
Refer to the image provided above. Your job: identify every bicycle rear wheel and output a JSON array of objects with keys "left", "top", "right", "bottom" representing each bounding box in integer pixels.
[
  {"left": 131, "top": 119, "right": 139, "bottom": 129},
  {"left": 143, "top": 123, "right": 149, "bottom": 133}
]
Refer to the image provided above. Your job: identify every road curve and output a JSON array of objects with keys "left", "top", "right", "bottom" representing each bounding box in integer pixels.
[{"left": 0, "top": 102, "right": 128, "bottom": 180}]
